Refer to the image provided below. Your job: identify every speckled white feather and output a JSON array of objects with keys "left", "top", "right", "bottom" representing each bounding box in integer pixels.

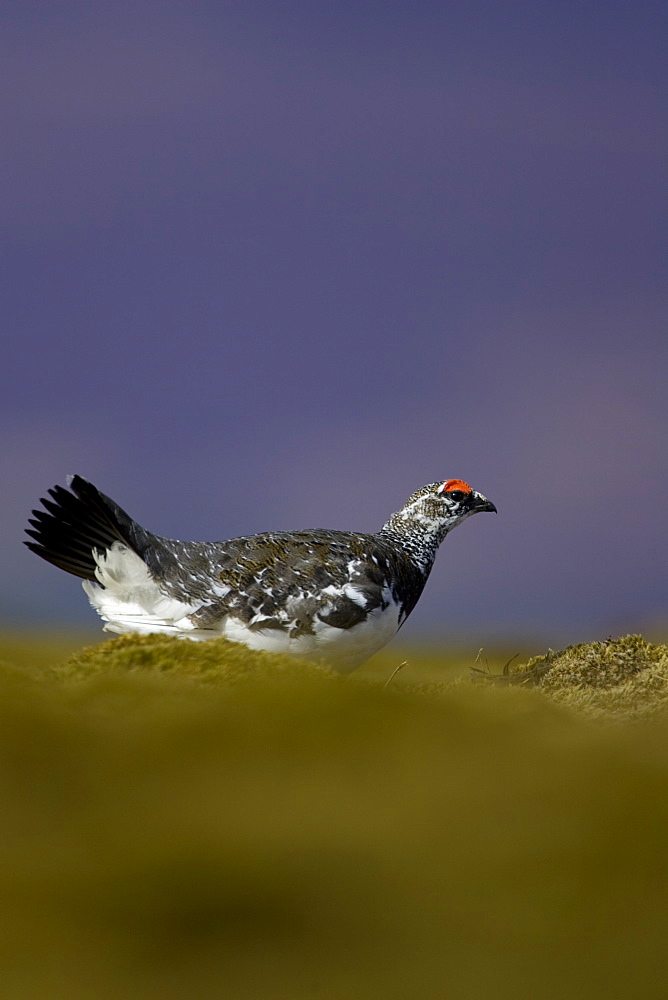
[{"left": 83, "top": 542, "right": 199, "bottom": 634}]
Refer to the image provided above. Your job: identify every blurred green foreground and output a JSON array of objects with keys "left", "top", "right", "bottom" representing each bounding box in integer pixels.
[{"left": 1, "top": 631, "right": 668, "bottom": 1000}]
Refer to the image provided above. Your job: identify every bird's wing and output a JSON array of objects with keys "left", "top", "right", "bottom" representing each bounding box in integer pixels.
[{"left": 177, "top": 530, "right": 395, "bottom": 633}]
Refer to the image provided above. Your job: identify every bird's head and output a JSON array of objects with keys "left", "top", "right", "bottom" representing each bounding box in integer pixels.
[
  {"left": 382, "top": 478, "right": 497, "bottom": 550},
  {"left": 433, "top": 478, "right": 497, "bottom": 521}
]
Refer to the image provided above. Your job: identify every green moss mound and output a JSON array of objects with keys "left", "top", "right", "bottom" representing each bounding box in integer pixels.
[
  {"left": 487, "top": 635, "right": 668, "bottom": 721},
  {"left": 56, "top": 632, "right": 334, "bottom": 686},
  {"left": 2, "top": 631, "right": 668, "bottom": 999}
]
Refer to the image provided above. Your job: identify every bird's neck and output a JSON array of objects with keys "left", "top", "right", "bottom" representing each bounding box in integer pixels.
[{"left": 377, "top": 513, "right": 447, "bottom": 573}]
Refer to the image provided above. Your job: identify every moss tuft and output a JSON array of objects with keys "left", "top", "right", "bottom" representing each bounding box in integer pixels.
[
  {"left": 497, "top": 635, "right": 668, "bottom": 721},
  {"left": 55, "top": 633, "right": 335, "bottom": 687}
]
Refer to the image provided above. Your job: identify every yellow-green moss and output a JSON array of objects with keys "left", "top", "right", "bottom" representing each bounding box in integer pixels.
[
  {"left": 55, "top": 632, "right": 335, "bottom": 686},
  {"left": 482, "top": 635, "right": 668, "bottom": 721},
  {"left": 1, "top": 630, "right": 668, "bottom": 999}
]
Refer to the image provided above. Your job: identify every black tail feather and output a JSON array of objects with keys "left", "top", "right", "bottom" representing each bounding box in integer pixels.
[{"left": 24, "top": 475, "right": 153, "bottom": 581}]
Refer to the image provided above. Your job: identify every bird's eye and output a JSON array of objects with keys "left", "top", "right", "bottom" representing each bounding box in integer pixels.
[{"left": 446, "top": 490, "right": 465, "bottom": 502}]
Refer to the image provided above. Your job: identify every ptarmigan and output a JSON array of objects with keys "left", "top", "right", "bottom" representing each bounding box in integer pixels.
[{"left": 25, "top": 476, "right": 496, "bottom": 672}]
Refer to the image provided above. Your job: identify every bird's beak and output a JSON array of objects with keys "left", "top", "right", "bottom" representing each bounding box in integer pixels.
[{"left": 468, "top": 492, "right": 497, "bottom": 514}]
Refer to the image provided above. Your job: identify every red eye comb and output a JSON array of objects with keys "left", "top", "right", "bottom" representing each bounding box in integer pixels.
[{"left": 442, "top": 479, "right": 472, "bottom": 494}]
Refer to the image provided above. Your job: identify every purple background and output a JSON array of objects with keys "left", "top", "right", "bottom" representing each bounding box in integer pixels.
[{"left": 3, "top": 0, "right": 666, "bottom": 646}]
